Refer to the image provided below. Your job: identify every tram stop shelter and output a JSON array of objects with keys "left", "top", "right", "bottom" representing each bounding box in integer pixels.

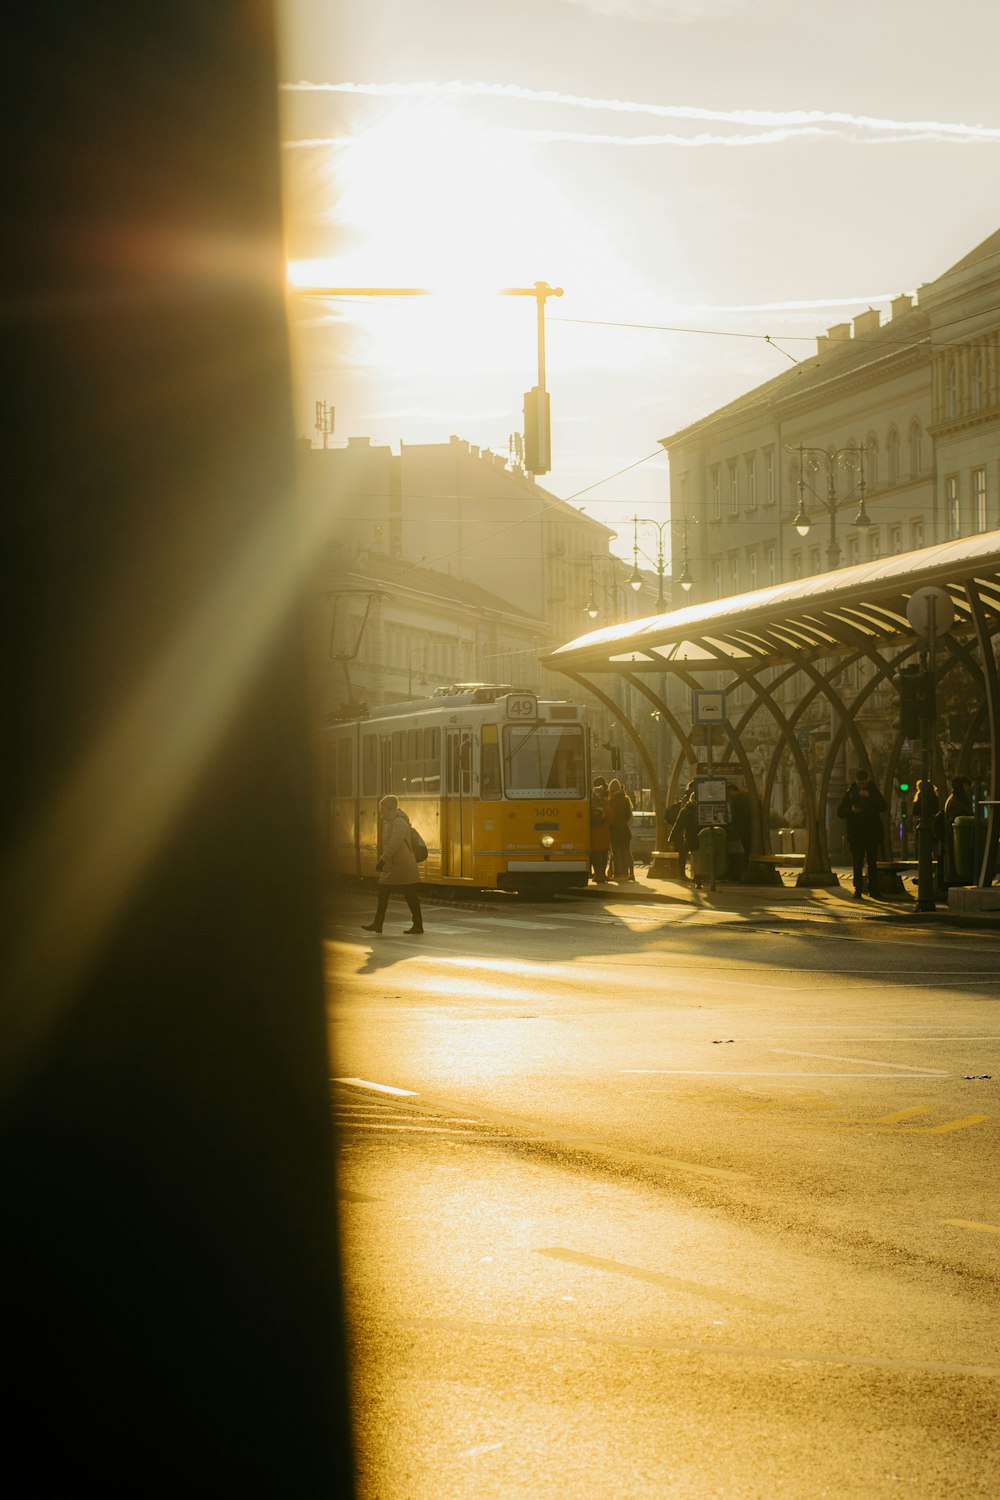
[{"left": 544, "top": 533, "right": 1000, "bottom": 904}]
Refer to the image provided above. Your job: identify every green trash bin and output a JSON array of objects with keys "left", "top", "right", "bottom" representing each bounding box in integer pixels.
[
  {"left": 695, "top": 824, "right": 727, "bottom": 881},
  {"left": 952, "top": 815, "right": 976, "bottom": 885}
]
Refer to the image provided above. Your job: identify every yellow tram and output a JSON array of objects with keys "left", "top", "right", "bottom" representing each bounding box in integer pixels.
[{"left": 319, "top": 685, "right": 591, "bottom": 893}]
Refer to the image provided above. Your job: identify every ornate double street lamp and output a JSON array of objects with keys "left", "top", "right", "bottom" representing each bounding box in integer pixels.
[
  {"left": 584, "top": 554, "right": 631, "bottom": 622},
  {"left": 785, "top": 441, "right": 874, "bottom": 571},
  {"left": 627, "top": 515, "right": 693, "bottom": 610}
]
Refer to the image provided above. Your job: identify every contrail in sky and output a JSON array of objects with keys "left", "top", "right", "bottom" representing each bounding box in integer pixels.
[
  {"left": 281, "top": 79, "right": 1000, "bottom": 143},
  {"left": 284, "top": 128, "right": 964, "bottom": 149}
]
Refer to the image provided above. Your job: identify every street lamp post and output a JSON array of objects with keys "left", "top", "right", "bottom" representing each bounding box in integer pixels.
[
  {"left": 785, "top": 441, "right": 873, "bottom": 571},
  {"left": 627, "top": 515, "right": 694, "bottom": 609},
  {"left": 785, "top": 440, "right": 875, "bottom": 884},
  {"left": 584, "top": 554, "right": 631, "bottom": 622}
]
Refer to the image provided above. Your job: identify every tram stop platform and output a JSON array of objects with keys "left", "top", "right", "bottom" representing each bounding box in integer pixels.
[{"left": 577, "top": 860, "right": 1000, "bottom": 929}]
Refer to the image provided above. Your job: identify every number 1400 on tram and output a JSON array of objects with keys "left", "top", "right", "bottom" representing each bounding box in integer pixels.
[{"left": 319, "top": 685, "right": 591, "bottom": 894}]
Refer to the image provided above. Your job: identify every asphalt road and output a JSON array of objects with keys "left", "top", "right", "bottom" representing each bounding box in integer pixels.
[{"left": 325, "top": 886, "right": 1000, "bottom": 1500}]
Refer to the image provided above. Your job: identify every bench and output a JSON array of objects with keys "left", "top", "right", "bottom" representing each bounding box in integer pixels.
[{"left": 741, "top": 853, "right": 804, "bottom": 887}]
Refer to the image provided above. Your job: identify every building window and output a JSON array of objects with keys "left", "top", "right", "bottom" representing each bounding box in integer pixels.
[
  {"left": 972, "top": 354, "right": 984, "bottom": 413},
  {"left": 764, "top": 448, "right": 775, "bottom": 506},
  {"left": 749, "top": 552, "right": 758, "bottom": 590},
  {"left": 973, "top": 466, "right": 987, "bottom": 531},
  {"left": 946, "top": 475, "right": 960, "bottom": 538},
  {"left": 865, "top": 434, "right": 878, "bottom": 489},
  {"left": 890, "top": 525, "right": 902, "bottom": 555},
  {"left": 809, "top": 546, "right": 821, "bottom": 575},
  {"left": 887, "top": 427, "right": 899, "bottom": 484},
  {"left": 908, "top": 420, "right": 922, "bottom": 477},
  {"left": 945, "top": 362, "right": 958, "bottom": 420},
  {"left": 746, "top": 455, "right": 757, "bottom": 511},
  {"left": 710, "top": 465, "right": 721, "bottom": 520},
  {"left": 727, "top": 460, "right": 739, "bottom": 515},
  {"left": 868, "top": 529, "right": 881, "bottom": 561},
  {"left": 766, "top": 545, "right": 776, "bottom": 585},
  {"left": 848, "top": 535, "right": 860, "bottom": 565},
  {"left": 713, "top": 561, "right": 723, "bottom": 599},
  {"left": 911, "top": 518, "right": 924, "bottom": 550},
  {"left": 791, "top": 551, "right": 803, "bottom": 580},
  {"left": 729, "top": 555, "right": 739, "bottom": 594}
]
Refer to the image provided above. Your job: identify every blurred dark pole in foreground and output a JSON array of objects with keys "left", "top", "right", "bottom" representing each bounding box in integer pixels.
[{"left": 1, "top": 4, "right": 354, "bottom": 1494}]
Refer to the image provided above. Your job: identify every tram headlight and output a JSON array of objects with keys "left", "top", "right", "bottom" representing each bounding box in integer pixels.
[{"left": 541, "top": 835, "right": 555, "bottom": 848}]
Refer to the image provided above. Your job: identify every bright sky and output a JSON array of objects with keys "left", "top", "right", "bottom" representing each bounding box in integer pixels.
[{"left": 278, "top": 0, "right": 1000, "bottom": 561}]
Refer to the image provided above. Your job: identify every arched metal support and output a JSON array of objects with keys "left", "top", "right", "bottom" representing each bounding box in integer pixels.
[
  {"left": 617, "top": 672, "right": 696, "bottom": 848},
  {"left": 683, "top": 652, "right": 837, "bottom": 884},
  {"left": 966, "top": 580, "right": 1000, "bottom": 888},
  {"left": 562, "top": 668, "right": 664, "bottom": 832}
]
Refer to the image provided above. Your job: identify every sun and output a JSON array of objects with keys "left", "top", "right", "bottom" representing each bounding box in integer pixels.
[{"left": 286, "top": 101, "right": 617, "bottom": 381}]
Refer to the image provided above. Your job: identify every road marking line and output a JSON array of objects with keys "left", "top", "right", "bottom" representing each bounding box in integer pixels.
[
  {"left": 873, "top": 1106, "right": 933, "bottom": 1124},
  {"left": 942, "top": 1218, "right": 1000, "bottom": 1236},
  {"left": 401, "top": 1317, "right": 1000, "bottom": 1380},
  {"left": 922, "top": 1114, "right": 989, "bottom": 1134},
  {"left": 621, "top": 1070, "right": 946, "bottom": 1078},
  {"left": 768, "top": 1048, "right": 948, "bottom": 1075},
  {"left": 458, "top": 1442, "right": 505, "bottom": 1460},
  {"left": 536, "top": 1247, "right": 785, "bottom": 1313},
  {"left": 334, "top": 1077, "right": 419, "bottom": 1096},
  {"left": 339, "top": 1124, "right": 481, "bottom": 1135},
  {"left": 476, "top": 918, "right": 563, "bottom": 930}
]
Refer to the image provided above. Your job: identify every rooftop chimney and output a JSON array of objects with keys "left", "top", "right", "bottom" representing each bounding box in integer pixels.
[
  {"left": 852, "top": 308, "right": 881, "bottom": 338},
  {"left": 891, "top": 293, "right": 913, "bottom": 320}
]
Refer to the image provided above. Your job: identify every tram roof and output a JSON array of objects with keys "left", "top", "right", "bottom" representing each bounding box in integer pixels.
[{"left": 544, "top": 531, "right": 1000, "bottom": 673}]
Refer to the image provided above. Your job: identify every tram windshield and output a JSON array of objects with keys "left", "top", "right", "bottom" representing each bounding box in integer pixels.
[{"left": 502, "top": 725, "right": 586, "bottom": 798}]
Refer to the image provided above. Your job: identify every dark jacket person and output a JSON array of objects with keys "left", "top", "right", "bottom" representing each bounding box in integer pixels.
[
  {"left": 837, "top": 775, "right": 887, "bottom": 899},
  {"left": 363, "top": 795, "right": 424, "bottom": 935}
]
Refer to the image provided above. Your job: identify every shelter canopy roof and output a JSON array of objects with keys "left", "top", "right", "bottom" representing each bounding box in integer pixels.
[{"left": 545, "top": 533, "right": 1000, "bottom": 673}]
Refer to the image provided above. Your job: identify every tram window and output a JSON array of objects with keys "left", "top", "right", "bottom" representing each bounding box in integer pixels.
[
  {"left": 503, "top": 725, "right": 586, "bottom": 798},
  {"left": 424, "top": 728, "right": 441, "bottom": 795},
  {"left": 362, "top": 735, "right": 377, "bottom": 797},
  {"left": 481, "top": 724, "right": 501, "bottom": 799},
  {"left": 408, "top": 729, "right": 420, "bottom": 761},
  {"left": 461, "top": 736, "right": 472, "bottom": 795},
  {"left": 337, "top": 737, "right": 353, "bottom": 797}
]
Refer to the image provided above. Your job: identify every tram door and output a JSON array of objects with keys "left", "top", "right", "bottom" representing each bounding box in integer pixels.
[{"left": 443, "top": 730, "right": 474, "bottom": 879}]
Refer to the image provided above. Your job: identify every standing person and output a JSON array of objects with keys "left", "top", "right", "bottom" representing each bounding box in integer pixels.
[
  {"left": 727, "top": 782, "right": 753, "bottom": 881},
  {"left": 606, "top": 778, "right": 634, "bottom": 882},
  {"left": 589, "top": 776, "right": 610, "bottom": 883},
  {"left": 838, "top": 772, "right": 888, "bottom": 899},
  {"left": 942, "top": 776, "right": 973, "bottom": 884},
  {"left": 669, "top": 786, "right": 700, "bottom": 884},
  {"left": 362, "top": 794, "right": 424, "bottom": 935},
  {"left": 912, "top": 779, "right": 944, "bottom": 890}
]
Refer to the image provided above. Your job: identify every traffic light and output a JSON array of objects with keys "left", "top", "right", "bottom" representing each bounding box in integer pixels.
[
  {"left": 915, "top": 670, "right": 936, "bottom": 724},
  {"left": 899, "top": 667, "right": 936, "bottom": 738},
  {"left": 523, "top": 386, "right": 551, "bottom": 475},
  {"left": 899, "top": 667, "right": 921, "bottom": 738}
]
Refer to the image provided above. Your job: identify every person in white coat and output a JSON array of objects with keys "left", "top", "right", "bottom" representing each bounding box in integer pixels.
[{"left": 362, "top": 794, "right": 424, "bottom": 935}]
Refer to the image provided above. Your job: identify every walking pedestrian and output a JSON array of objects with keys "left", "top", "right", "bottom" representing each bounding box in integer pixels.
[
  {"left": 589, "top": 776, "right": 610, "bottom": 883},
  {"left": 362, "top": 794, "right": 424, "bottom": 935},
  {"left": 838, "top": 772, "right": 887, "bottom": 899},
  {"left": 606, "top": 778, "right": 634, "bottom": 882}
]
